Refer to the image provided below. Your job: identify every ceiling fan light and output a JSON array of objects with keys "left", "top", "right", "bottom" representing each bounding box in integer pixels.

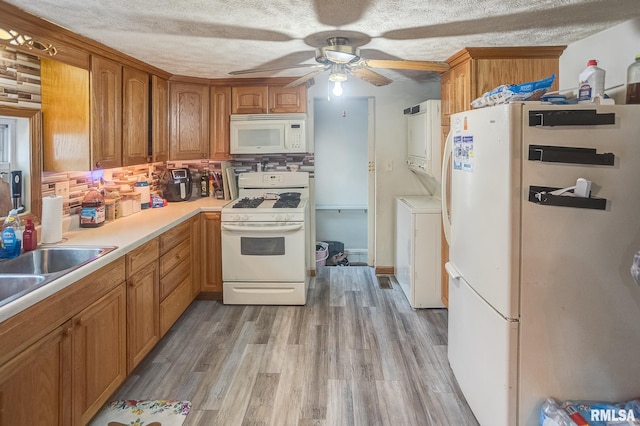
[
  {"left": 328, "top": 72, "right": 347, "bottom": 83},
  {"left": 332, "top": 80, "right": 343, "bottom": 96}
]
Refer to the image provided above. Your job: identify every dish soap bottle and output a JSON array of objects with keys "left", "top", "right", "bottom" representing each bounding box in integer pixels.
[
  {"left": 0, "top": 209, "right": 22, "bottom": 259},
  {"left": 22, "top": 218, "right": 37, "bottom": 252}
]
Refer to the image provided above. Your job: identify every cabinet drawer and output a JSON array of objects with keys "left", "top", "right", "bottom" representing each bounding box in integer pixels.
[
  {"left": 126, "top": 238, "right": 159, "bottom": 276},
  {"left": 159, "top": 277, "right": 192, "bottom": 336},
  {"left": 160, "top": 255, "right": 191, "bottom": 300},
  {"left": 160, "top": 220, "right": 190, "bottom": 254},
  {"left": 160, "top": 238, "right": 190, "bottom": 277}
]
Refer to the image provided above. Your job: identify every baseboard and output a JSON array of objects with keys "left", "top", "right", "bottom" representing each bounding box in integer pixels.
[
  {"left": 196, "top": 292, "right": 223, "bottom": 301},
  {"left": 375, "top": 266, "right": 395, "bottom": 275}
]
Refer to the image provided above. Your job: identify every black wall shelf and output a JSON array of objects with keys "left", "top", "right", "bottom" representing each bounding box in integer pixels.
[
  {"left": 528, "top": 186, "right": 607, "bottom": 210},
  {"left": 529, "top": 110, "right": 615, "bottom": 127},
  {"left": 528, "top": 145, "right": 614, "bottom": 166}
]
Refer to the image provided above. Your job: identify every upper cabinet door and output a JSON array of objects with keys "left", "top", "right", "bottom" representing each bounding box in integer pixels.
[
  {"left": 210, "top": 85, "right": 231, "bottom": 160},
  {"left": 151, "top": 75, "right": 169, "bottom": 163},
  {"left": 268, "top": 85, "right": 306, "bottom": 113},
  {"left": 169, "top": 82, "right": 210, "bottom": 160},
  {"left": 231, "top": 86, "right": 268, "bottom": 114},
  {"left": 41, "top": 59, "right": 91, "bottom": 171},
  {"left": 91, "top": 55, "right": 122, "bottom": 169},
  {"left": 122, "top": 67, "right": 149, "bottom": 166}
]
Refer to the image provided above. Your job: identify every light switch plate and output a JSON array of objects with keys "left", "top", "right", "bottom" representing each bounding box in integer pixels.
[{"left": 55, "top": 181, "right": 69, "bottom": 199}]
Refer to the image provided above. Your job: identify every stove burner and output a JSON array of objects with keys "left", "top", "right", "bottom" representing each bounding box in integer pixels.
[
  {"left": 233, "top": 197, "right": 264, "bottom": 208},
  {"left": 273, "top": 199, "right": 301, "bottom": 208}
]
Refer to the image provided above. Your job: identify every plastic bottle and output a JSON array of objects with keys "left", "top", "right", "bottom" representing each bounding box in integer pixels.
[
  {"left": 200, "top": 173, "right": 209, "bottom": 197},
  {"left": 626, "top": 55, "right": 640, "bottom": 104},
  {"left": 80, "top": 188, "right": 105, "bottom": 228},
  {"left": 22, "top": 218, "right": 37, "bottom": 252},
  {"left": 578, "top": 59, "right": 606, "bottom": 104},
  {"left": 0, "top": 209, "right": 22, "bottom": 259}
]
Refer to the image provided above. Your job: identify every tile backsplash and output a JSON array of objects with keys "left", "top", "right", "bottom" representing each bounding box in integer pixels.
[{"left": 42, "top": 155, "right": 315, "bottom": 218}]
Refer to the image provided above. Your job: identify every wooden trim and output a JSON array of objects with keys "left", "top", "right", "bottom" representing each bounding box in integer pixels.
[
  {"left": 447, "top": 46, "right": 566, "bottom": 68},
  {"left": 309, "top": 269, "right": 316, "bottom": 277},
  {"left": 0, "top": 106, "right": 42, "bottom": 223},
  {"left": 171, "top": 75, "right": 306, "bottom": 87},
  {"left": 0, "top": 0, "right": 170, "bottom": 76},
  {"left": 375, "top": 266, "right": 395, "bottom": 275},
  {"left": 196, "top": 292, "right": 223, "bottom": 301}
]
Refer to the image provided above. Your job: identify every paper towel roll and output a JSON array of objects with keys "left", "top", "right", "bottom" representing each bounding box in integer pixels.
[{"left": 41, "top": 195, "right": 63, "bottom": 244}]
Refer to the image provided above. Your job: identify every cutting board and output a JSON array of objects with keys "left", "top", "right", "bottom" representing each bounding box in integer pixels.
[{"left": 0, "top": 179, "right": 12, "bottom": 217}]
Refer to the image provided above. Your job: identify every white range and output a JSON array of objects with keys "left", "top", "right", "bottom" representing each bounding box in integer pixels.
[{"left": 221, "top": 171, "right": 310, "bottom": 305}]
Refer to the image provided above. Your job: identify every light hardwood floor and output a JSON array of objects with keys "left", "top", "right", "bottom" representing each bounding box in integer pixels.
[{"left": 111, "top": 266, "right": 479, "bottom": 426}]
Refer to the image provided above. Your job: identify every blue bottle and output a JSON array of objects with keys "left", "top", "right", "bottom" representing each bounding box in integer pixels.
[{"left": 0, "top": 209, "right": 22, "bottom": 259}]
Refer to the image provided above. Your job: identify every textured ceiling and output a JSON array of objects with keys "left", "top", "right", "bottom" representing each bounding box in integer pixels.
[{"left": 5, "top": 0, "right": 640, "bottom": 81}]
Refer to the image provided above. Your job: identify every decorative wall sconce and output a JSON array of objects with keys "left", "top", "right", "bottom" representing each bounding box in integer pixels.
[{"left": 0, "top": 27, "right": 57, "bottom": 56}]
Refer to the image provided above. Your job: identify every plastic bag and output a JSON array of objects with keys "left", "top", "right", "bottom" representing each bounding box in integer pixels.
[
  {"left": 540, "top": 397, "right": 640, "bottom": 426},
  {"left": 471, "top": 74, "right": 556, "bottom": 108}
]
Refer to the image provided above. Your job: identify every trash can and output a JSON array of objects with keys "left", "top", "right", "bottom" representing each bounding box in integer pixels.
[{"left": 316, "top": 242, "right": 329, "bottom": 272}]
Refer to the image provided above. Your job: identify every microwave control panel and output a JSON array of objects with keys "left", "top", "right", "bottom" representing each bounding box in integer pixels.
[{"left": 287, "top": 123, "right": 304, "bottom": 150}]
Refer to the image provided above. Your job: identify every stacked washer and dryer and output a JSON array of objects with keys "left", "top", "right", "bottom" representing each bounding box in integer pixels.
[{"left": 395, "top": 99, "right": 444, "bottom": 309}]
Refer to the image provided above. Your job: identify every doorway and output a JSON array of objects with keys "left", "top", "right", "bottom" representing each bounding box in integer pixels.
[{"left": 313, "top": 97, "right": 373, "bottom": 265}]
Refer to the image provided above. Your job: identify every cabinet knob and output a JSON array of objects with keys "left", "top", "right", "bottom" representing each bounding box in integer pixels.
[
  {"left": 95, "top": 161, "right": 102, "bottom": 168},
  {"left": 63, "top": 327, "right": 73, "bottom": 337},
  {"left": 76, "top": 318, "right": 85, "bottom": 327}
]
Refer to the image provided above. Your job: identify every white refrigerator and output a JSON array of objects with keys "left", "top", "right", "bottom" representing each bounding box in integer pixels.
[{"left": 442, "top": 103, "right": 640, "bottom": 426}]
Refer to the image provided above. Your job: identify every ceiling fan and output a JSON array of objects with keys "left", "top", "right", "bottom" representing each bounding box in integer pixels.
[{"left": 228, "top": 36, "right": 450, "bottom": 95}]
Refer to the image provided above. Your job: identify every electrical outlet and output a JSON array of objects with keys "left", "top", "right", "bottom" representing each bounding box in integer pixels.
[{"left": 55, "top": 181, "right": 69, "bottom": 199}]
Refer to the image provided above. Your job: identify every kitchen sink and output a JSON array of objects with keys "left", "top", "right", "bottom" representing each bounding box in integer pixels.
[
  {"left": 0, "top": 246, "right": 117, "bottom": 308},
  {"left": 0, "top": 274, "right": 47, "bottom": 307}
]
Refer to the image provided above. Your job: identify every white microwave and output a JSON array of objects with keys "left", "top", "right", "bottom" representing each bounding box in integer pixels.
[{"left": 230, "top": 114, "right": 307, "bottom": 154}]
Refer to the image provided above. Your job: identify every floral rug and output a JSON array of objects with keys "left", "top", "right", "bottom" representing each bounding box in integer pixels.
[{"left": 90, "top": 399, "right": 191, "bottom": 426}]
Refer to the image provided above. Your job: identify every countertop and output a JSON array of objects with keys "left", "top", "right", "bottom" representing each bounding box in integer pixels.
[{"left": 0, "top": 197, "right": 230, "bottom": 323}]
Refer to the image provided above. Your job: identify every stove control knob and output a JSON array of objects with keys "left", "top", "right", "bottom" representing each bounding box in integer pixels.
[{"left": 243, "top": 214, "right": 249, "bottom": 221}]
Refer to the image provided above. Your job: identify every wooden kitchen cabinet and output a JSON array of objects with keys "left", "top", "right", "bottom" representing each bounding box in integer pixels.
[
  {"left": 122, "top": 66, "right": 150, "bottom": 166},
  {"left": 439, "top": 46, "right": 565, "bottom": 307},
  {"left": 91, "top": 55, "right": 123, "bottom": 169},
  {"left": 201, "top": 212, "right": 223, "bottom": 295},
  {"left": 72, "top": 283, "right": 127, "bottom": 426},
  {"left": 231, "top": 84, "right": 306, "bottom": 114},
  {"left": 268, "top": 84, "right": 307, "bottom": 113},
  {"left": 152, "top": 75, "right": 170, "bottom": 162},
  {"left": 232, "top": 85, "right": 268, "bottom": 114},
  {"left": 191, "top": 214, "right": 202, "bottom": 298},
  {"left": 210, "top": 85, "right": 232, "bottom": 159},
  {"left": 169, "top": 82, "right": 210, "bottom": 160},
  {"left": 125, "top": 238, "right": 159, "bottom": 373},
  {"left": 41, "top": 58, "right": 91, "bottom": 172},
  {"left": 159, "top": 219, "right": 193, "bottom": 335},
  {"left": 0, "top": 321, "right": 72, "bottom": 426}
]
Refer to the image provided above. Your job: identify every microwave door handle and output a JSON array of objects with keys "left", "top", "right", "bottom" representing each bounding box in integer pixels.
[{"left": 221, "top": 223, "right": 303, "bottom": 233}]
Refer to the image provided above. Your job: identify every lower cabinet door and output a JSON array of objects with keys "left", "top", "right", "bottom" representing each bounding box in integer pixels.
[
  {"left": 127, "top": 261, "right": 159, "bottom": 372},
  {"left": 0, "top": 321, "right": 72, "bottom": 426},
  {"left": 73, "top": 283, "right": 127, "bottom": 426}
]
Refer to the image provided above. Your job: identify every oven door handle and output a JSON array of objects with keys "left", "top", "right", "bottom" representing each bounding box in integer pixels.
[{"left": 221, "top": 223, "right": 304, "bottom": 233}]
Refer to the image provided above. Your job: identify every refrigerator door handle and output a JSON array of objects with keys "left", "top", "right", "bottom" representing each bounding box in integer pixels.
[
  {"left": 441, "top": 129, "right": 453, "bottom": 244},
  {"left": 445, "top": 262, "right": 461, "bottom": 280}
]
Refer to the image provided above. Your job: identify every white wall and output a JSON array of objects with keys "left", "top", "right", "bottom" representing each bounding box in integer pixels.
[
  {"left": 560, "top": 18, "right": 640, "bottom": 104},
  {"left": 309, "top": 73, "right": 440, "bottom": 268}
]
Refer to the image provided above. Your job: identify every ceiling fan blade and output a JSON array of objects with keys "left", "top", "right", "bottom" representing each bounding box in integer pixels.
[
  {"left": 364, "top": 59, "right": 450, "bottom": 73},
  {"left": 349, "top": 68, "right": 392, "bottom": 87},
  {"left": 229, "top": 64, "right": 326, "bottom": 76},
  {"left": 284, "top": 69, "right": 327, "bottom": 88}
]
